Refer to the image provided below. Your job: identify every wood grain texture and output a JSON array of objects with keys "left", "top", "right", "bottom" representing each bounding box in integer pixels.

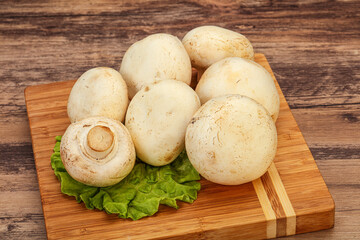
[
  {"left": 24, "top": 54, "right": 334, "bottom": 239},
  {"left": 1, "top": 0, "right": 359, "bottom": 239},
  {"left": 252, "top": 178, "right": 277, "bottom": 239}
]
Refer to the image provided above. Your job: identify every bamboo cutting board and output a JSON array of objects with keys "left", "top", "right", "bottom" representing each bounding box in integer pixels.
[{"left": 25, "top": 54, "right": 334, "bottom": 240}]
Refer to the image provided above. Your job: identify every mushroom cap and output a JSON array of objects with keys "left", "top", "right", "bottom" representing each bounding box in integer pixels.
[
  {"left": 67, "top": 67, "right": 129, "bottom": 123},
  {"left": 125, "top": 80, "right": 200, "bottom": 166},
  {"left": 185, "top": 95, "right": 277, "bottom": 185},
  {"left": 60, "top": 116, "right": 136, "bottom": 187},
  {"left": 119, "top": 33, "right": 192, "bottom": 99},
  {"left": 196, "top": 57, "right": 280, "bottom": 121},
  {"left": 182, "top": 25, "right": 254, "bottom": 70}
]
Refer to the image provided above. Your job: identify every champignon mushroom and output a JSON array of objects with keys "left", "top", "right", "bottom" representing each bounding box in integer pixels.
[
  {"left": 196, "top": 57, "right": 280, "bottom": 121},
  {"left": 182, "top": 25, "right": 254, "bottom": 79},
  {"left": 67, "top": 67, "right": 129, "bottom": 123},
  {"left": 60, "top": 116, "right": 136, "bottom": 187},
  {"left": 185, "top": 95, "right": 277, "bottom": 185},
  {"left": 125, "top": 80, "right": 200, "bottom": 166},
  {"left": 119, "top": 33, "right": 192, "bottom": 99}
]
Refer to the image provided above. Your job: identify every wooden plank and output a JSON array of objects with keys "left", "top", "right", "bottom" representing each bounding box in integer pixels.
[
  {"left": 24, "top": 54, "right": 334, "bottom": 239},
  {"left": 291, "top": 107, "right": 360, "bottom": 147}
]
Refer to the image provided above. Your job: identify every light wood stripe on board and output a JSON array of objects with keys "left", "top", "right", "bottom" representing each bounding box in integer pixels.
[
  {"left": 253, "top": 162, "right": 296, "bottom": 238},
  {"left": 267, "top": 163, "right": 296, "bottom": 236},
  {"left": 252, "top": 178, "right": 277, "bottom": 239}
]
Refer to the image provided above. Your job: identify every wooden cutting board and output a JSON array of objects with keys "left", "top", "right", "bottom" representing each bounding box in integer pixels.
[{"left": 25, "top": 54, "right": 334, "bottom": 240}]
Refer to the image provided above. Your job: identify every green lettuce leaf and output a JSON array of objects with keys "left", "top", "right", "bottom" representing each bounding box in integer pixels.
[{"left": 51, "top": 136, "right": 201, "bottom": 220}]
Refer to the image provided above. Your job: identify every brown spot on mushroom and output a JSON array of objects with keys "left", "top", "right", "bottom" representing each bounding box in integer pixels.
[
  {"left": 190, "top": 117, "right": 197, "bottom": 124},
  {"left": 144, "top": 86, "right": 150, "bottom": 92},
  {"left": 162, "top": 142, "right": 184, "bottom": 163},
  {"left": 104, "top": 70, "right": 112, "bottom": 77},
  {"left": 271, "top": 114, "right": 276, "bottom": 122},
  {"left": 164, "top": 154, "right": 173, "bottom": 162},
  {"left": 71, "top": 155, "right": 81, "bottom": 164},
  {"left": 80, "top": 162, "right": 89, "bottom": 170},
  {"left": 207, "top": 151, "right": 216, "bottom": 165},
  {"left": 258, "top": 109, "right": 265, "bottom": 120}
]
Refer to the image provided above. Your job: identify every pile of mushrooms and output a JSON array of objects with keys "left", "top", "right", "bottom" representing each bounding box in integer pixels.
[{"left": 60, "top": 25, "right": 280, "bottom": 187}]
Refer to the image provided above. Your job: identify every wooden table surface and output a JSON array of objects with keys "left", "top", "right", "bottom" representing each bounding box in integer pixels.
[{"left": 0, "top": 1, "right": 359, "bottom": 239}]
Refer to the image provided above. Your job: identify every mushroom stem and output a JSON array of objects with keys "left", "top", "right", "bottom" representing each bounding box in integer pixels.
[{"left": 85, "top": 125, "right": 115, "bottom": 160}]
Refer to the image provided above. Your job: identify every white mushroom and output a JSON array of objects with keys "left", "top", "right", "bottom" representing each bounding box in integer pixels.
[
  {"left": 185, "top": 95, "right": 277, "bottom": 185},
  {"left": 60, "top": 116, "right": 136, "bottom": 187},
  {"left": 125, "top": 80, "right": 200, "bottom": 166},
  {"left": 67, "top": 67, "right": 129, "bottom": 123},
  {"left": 119, "top": 33, "right": 192, "bottom": 99},
  {"left": 196, "top": 57, "right": 280, "bottom": 121},
  {"left": 182, "top": 25, "right": 254, "bottom": 78}
]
